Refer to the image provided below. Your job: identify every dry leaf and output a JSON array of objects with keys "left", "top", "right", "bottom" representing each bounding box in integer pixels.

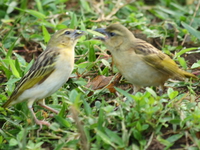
[{"left": 86, "top": 74, "right": 122, "bottom": 96}]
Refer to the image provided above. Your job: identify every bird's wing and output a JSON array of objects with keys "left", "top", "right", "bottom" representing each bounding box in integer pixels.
[
  {"left": 141, "top": 52, "right": 184, "bottom": 77},
  {"left": 3, "top": 48, "right": 60, "bottom": 107},
  {"left": 132, "top": 39, "right": 184, "bottom": 78}
]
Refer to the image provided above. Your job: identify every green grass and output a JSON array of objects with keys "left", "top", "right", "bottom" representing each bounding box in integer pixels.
[{"left": 0, "top": 0, "right": 200, "bottom": 149}]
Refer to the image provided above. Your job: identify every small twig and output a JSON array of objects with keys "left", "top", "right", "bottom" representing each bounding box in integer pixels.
[
  {"left": 181, "top": 0, "right": 200, "bottom": 46},
  {"left": 154, "top": 38, "right": 162, "bottom": 49},
  {"left": 105, "top": 0, "right": 129, "bottom": 20},
  {"left": 173, "top": 27, "right": 179, "bottom": 46},
  {"left": 90, "top": 0, "right": 135, "bottom": 22},
  {"left": 144, "top": 132, "right": 154, "bottom": 150},
  {"left": 81, "top": 72, "right": 98, "bottom": 78},
  {"left": 70, "top": 106, "right": 90, "bottom": 150}
]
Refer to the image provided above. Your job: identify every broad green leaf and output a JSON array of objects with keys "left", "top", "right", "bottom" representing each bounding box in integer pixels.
[
  {"left": 170, "top": 3, "right": 187, "bottom": 12},
  {"left": 40, "top": 21, "right": 55, "bottom": 28},
  {"left": 54, "top": 143, "right": 65, "bottom": 150},
  {"left": 0, "top": 136, "right": 3, "bottom": 144},
  {"left": 49, "top": 122, "right": 60, "bottom": 131},
  {"left": 181, "top": 22, "right": 200, "bottom": 40},
  {"left": 95, "top": 101, "right": 101, "bottom": 108},
  {"left": 56, "top": 24, "right": 67, "bottom": 30},
  {"left": 102, "top": 67, "right": 109, "bottom": 75},
  {"left": 97, "top": 107, "right": 104, "bottom": 130},
  {"left": 88, "top": 44, "right": 96, "bottom": 62},
  {"left": 105, "top": 128, "right": 125, "bottom": 146},
  {"left": 83, "top": 98, "right": 92, "bottom": 116},
  {"left": 69, "top": 89, "right": 79, "bottom": 103},
  {"left": 80, "top": 20, "right": 86, "bottom": 31},
  {"left": 16, "top": 130, "right": 25, "bottom": 141},
  {"left": 166, "top": 133, "right": 183, "bottom": 143},
  {"left": 157, "top": 6, "right": 182, "bottom": 17},
  {"left": 145, "top": 87, "right": 157, "bottom": 98},
  {"left": 7, "top": 1, "right": 17, "bottom": 14},
  {"left": 9, "top": 59, "right": 20, "bottom": 78},
  {"left": 177, "top": 56, "right": 187, "bottom": 69},
  {"left": 101, "top": 59, "right": 110, "bottom": 68},
  {"left": 175, "top": 47, "right": 198, "bottom": 58},
  {"left": 167, "top": 88, "right": 178, "bottom": 100},
  {"left": 80, "top": 0, "right": 91, "bottom": 12},
  {"left": 133, "top": 129, "right": 142, "bottom": 140},
  {"left": 6, "top": 37, "right": 18, "bottom": 59},
  {"left": 191, "top": 60, "right": 200, "bottom": 69},
  {"left": 25, "top": 9, "right": 46, "bottom": 19},
  {"left": 15, "top": 58, "right": 23, "bottom": 77},
  {"left": 24, "top": 59, "right": 34, "bottom": 74},
  {"left": 87, "top": 29, "right": 105, "bottom": 37},
  {"left": 14, "top": 53, "right": 26, "bottom": 66},
  {"left": 54, "top": 115, "right": 71, "bottom": 128},
  {"left": 115, "top": 87, "right": 132, "bottom": 101},
  {"left": 42, "top": 25, "right": 51, "bottom": 43},
  {"left": 9, "top": 138, "right": 18, "bottom": 146},
  {"left": 26, "top": 141, "right": 43, "bottom": 149},
  {"left": 70, "top": 12, "right": 77, "bottom": 28},
  {"left": 157, "top": 135, "right": 172, "bottom": 146},
  {"left": 102, "top": 105, "right": 115, "bottom": 113},
  {"left": 96, "top": 128, "right": 117, "bottom": 148},
  {"left": 35, "top": 0, "right": 43, "bottom": 13},
  {"left": 78, "top": 62, "right": 94, "bottom": 68},
  {"left": 58, "top": 102, "right": 67, "bottom": 118},
  {"left": 42, "top": 0, "right": 56, "bottom": 5}
]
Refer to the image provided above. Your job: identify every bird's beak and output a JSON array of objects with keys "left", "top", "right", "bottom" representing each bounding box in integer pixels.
[
  {"left": 73, "top": 30, "right": 86, "bottom": 39},
  {"left": 93, "top": 28, "right": 108, "bottom": 41}
]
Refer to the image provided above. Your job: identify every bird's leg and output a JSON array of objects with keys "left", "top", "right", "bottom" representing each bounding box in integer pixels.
[
  {"left": 122, "top": 85, "right": 141, "bottom": 103},
  {"left": 27, "top": 100, "right": 50, "bottom": 130},
  {"left": 158, "top": 84, "right": 165, "bottom": 96},
  {"left": 38, "top": 99, "right": 59, "bottom": 114},
  {"left": 29, "top": 107, "right": 51, "bottom": 127},
  {"left": 132, "top": 85, "right": 140, "bottom": 95}
]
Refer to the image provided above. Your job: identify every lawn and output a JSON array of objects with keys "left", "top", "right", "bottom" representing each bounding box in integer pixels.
[{"left": 0, "top": 0, "right": 200, "bottom": 149}]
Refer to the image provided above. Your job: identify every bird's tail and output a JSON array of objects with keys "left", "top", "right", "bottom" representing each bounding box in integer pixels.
[
  {"left": 2, "top": 99, "right": 12, "bottom": 108},
  {"left": 181, "top": 70, "right": 198, "bottom": 80}
]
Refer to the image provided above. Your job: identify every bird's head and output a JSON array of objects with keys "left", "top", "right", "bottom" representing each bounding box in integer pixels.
[
  {"left": 94, "top": 24, "right": 135, "bottom": 49},
  {"left": 48, "top": 29, "right": 85, "bottom": 48}
]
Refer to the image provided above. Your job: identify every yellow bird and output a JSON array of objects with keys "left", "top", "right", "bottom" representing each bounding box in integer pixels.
[
  {"left": 94, "top": 24, "right": 198, "bottom": 94},
  {"left": 3, "top": 28, "right": 85, "bottom": 128}
]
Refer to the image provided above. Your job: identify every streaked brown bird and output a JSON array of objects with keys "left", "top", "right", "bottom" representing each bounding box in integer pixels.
[
  {"left": 94, "top": 23, "right": 198, "bottom": 94},
  {"left": 2, "top": 29, "right": 85, "bottom": 128}
]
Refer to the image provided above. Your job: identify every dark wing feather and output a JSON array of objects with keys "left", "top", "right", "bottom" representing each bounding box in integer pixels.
[
  {"left": 3, "top": 48, "right": 60, "bottom": 108},
  {"left": 132, "top": 38, "right": 185, "bottom": 79}
]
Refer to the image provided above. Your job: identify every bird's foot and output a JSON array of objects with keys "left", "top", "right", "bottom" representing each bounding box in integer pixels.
[
  {"left": 35, "top": 119, "right": 51, "bottom": 128},
  {"left": 29, "top": 107, "right": 51, "bottom": 132},
  {"left": 38, "top": 99, "right": 59, "bottom": 114},
  {"left": 35, "top": 119, "right": 51, "bottom": 136}
]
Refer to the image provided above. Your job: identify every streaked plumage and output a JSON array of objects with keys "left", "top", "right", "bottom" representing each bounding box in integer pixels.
[
  {"left": 94, "top": 24, "right": 198, "bottom": 94},
  {"left": 3, "top": 29, "right": 85, "bottom": 128}
]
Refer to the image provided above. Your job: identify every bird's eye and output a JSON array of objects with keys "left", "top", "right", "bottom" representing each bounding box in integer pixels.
[
  {"left": 109, "top": 32, "right": 116, "bottom": 37},
  {"left": 64, "top": 31, "right": 71, "bottom": 35}
]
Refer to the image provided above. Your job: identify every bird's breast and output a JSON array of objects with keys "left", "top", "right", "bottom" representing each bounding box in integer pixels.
[
  {"left": 46, "top": 50, "right": 74, "bottom": 91},
  {"left": 112, "top": 51, "right": 169, "bottom": 86},
  {"left": 18, "top": 49, "right": 75, "bottom": 101}
]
